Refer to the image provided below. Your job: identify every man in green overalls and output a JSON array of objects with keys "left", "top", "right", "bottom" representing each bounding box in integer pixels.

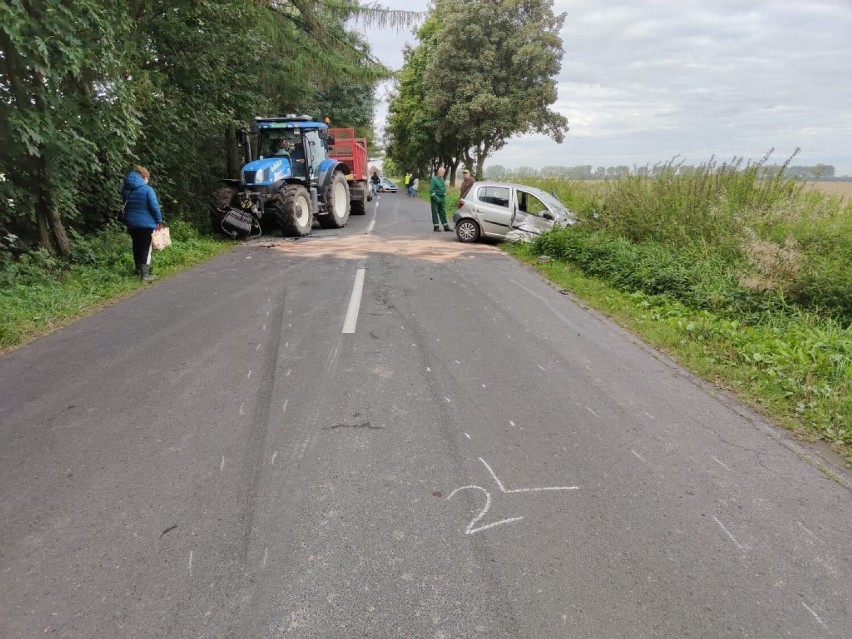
[{"left": 429, "top": 167, "right": 450, "bottom": 232}]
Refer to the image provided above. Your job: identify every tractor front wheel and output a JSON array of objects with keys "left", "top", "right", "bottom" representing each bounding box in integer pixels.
[
  {"left": 318, "top": 171, "right": 351, "bottom": 228},
  {"left": 273, "top": 185, "right": 313, "bottom": 237}
]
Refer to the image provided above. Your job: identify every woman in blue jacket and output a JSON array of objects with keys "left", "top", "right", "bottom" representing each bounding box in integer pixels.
[{"left": 121, "top": 166, "right": 163, "bottom": 282}]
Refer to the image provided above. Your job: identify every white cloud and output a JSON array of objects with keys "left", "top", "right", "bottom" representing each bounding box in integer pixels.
[{"left": 362, "top": 0, "right": 852, "bottom": 174}]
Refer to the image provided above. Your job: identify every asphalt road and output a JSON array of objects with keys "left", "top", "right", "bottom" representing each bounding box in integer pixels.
[{"left": 2, "top": 191, "right": 851, "bottom": 638}]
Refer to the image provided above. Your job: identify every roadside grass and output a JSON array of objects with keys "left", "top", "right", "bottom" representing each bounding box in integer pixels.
[{"left": 0, "top": 220, "right": 234, "bottom": 352}]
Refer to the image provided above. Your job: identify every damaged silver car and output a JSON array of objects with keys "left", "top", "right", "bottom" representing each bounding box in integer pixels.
[{"left": 452, "top": 182, "right": 575, "bottom": 243}]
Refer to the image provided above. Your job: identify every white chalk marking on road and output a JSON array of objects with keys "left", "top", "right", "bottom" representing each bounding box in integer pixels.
[
  {"left": 585, "top": 406, "right": 600, "bottom": 418},
  {"left": 801, "top": 602, "right": 830, "bottom": 631},
  {"left": 713, "top": 516, "right": 744, "bottom": 550},
  {"left": 366, "top": 220, "right": 376, "bottom": 233},
  {"left": 482, "top": 384, "right": 486, "bottom": 388},
  {"left": 448, "top": 485, "right": 524, "bottom": 535},
  {"left": 797, "top": 521, "right": 824, "bottom": 544},
  {"left": 263, "top": 324, "right": 266, "bottom": 331},
  {"left": 584, "top": 365, "right": 592, "bottom": 371},
  {"left": 711, "top": 456, "right": 733, "bottom": 472},
  {"left": 188, "top": 551, "right": 193, "bottom": 576},
  {"left": 479, "top": 458, "right": 578, "bottom": 493},
  {"left": 643, "top": 411, "right": 655, "bottom": 420},
  {"left": 266, "top": 311, "right": 269, "bottom": 316},
  {"left": 426, "top": 367, "right": 431, "bottom": 372},
  {"left": 282, "top": 400, "right": 289, "bottom": 413},
  {"left": 342, "top": 268, "right": 366, "bottom": 334},
  {"left": 263, "top": 548, "right": 268, "bottom": 568},
  {"left": 537, "top": 364, "right": 546, "bottom": 372},
  {"left": 271, "top": 451, "right": 278, "bottom": 466},
  {"left": 286, "top": 369, "right": 291, "bottom": 376},
  {"left": 247, "top": 370, "right": 252, "bottom": 379},
  {"left": 509, "top": 420, "right": 515, "bottom": 427},
  {"left": 455, "top": 360, "right": 461, "bottom": 364},
  {"left": 464, "top": 433, "right": 471, "bottom": 440},
  {"left": 631, "top": 450, "right": 645, "bottom": 462},
  {"left": 445, "top": 397, "right": 451, "bottom": 403},
  {"left": 220, "top": 456, "right": 225, "bottom": 471},
  {"left": 239, "top": 403, "right": 244, "bottom": 415},
  {"left": 256, "top": 343, "right": 261, "bottom": 351}
]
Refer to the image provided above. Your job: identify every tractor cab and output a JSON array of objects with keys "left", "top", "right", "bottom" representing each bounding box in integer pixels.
[{"left": 253, "top": 116, "right": 329, "bottom": 181}]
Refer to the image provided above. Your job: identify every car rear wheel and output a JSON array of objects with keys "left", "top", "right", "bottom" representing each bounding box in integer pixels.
[{"left": 455, "top": 219, "right": 480, "bottom": 243}]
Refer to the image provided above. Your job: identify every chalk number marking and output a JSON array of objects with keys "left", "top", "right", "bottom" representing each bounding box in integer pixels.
[{"left": 448, "top": 458, "right": 578, "bottom": 535}]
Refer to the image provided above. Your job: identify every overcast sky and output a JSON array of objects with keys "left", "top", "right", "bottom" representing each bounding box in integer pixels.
[{"left": 357, "top": 0, "right": 852, "bottom": 175}]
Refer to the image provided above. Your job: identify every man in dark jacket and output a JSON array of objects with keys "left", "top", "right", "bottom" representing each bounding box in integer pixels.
[
  {"left": 459, "top": 169, "right": 475, "bottom": 199},
  {"left": 121, "top": 166, "right": 163, "bottom": 282}
]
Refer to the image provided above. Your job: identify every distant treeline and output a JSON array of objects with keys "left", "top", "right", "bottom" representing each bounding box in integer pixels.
[{"left": 485, "top": 164, "right": 847, "bottom": 181}]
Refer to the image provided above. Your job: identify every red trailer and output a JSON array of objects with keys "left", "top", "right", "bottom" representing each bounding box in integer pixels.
[{"left": 328, "top": 128, "right": 371, "bottom": 215}]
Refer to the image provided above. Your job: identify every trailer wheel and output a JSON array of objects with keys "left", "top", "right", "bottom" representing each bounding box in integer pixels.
[
  {"left": 318, "top": 171, "right": 350, "bottom": 228},
  {"left": 350, "top": 182, "right": 367, "bottom": 215},
  {"left": 273, "top": 185, "right": 313, "bottom": 236},
  {"left": 211, "top": 186, "right": 239, "bottom": 234}
]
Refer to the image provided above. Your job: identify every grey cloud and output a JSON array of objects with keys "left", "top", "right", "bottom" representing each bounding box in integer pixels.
[{"left": 365, "top": 0, "right": 852, "bottom": 174}]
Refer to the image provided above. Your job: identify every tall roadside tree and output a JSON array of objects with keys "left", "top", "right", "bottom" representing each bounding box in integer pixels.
[
  {"left": 423, "top": 0, "right": 568, "bottom": 179},
  {"left": 0, "top": 1, "right": 137, "bottom": 255},
  {"left": 385, "top": 14, "right": 442, "bottom": 178}
]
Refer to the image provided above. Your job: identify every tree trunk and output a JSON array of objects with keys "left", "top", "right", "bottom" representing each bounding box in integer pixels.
[
  {"left": 33, "top": 152, "right": 71, "bottom": 256},
  {"left": 225, "top": 126, "right": 241, "bottom": 178},
  {"left": 49, "top": 204, "right": 72, "bottom": 256}
]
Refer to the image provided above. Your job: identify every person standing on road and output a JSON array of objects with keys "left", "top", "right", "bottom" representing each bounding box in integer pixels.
[
  {"left": 410, "top": 176, "right": 419, "bottom": 198},
  {"left": 121, "top": 165, "right": 163, "bottom": 283},
  {"left": 460, "top": 168, "right": 475, "bottom": 199},
  {"left": 370, "top": 170, "right": 381, "bottom": 195},
  {"left": 429, "top": 167, "right": 450, "bottom": 232},
  {"left": 403, "top": 172, "right": 412, "bottom": 196}
]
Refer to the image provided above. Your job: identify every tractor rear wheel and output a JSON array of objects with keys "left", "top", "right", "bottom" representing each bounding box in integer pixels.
[
  {"left": 318, "top": 171, "right": 351, "bottom": 228},
  {"left": 211, "top": 186, "right": 238, "bottom": 235},
  {"left": 273, "top": 185, "right": 313, "bottom": 236}
]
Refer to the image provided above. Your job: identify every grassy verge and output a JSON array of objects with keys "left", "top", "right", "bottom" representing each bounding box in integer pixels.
[
  {"left": 0, "top": 220, "right": 234, "bottom": 352},
  {"left": 503, "top": 239, "right": 851, "bottom": 466}
]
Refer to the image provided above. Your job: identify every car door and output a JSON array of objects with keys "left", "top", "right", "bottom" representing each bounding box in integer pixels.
[
  {"left": 512, "top": 188, "right": 558, "bottom": 235},
  {"left": 473, "top": 185, "right": 513, "bottom": 237}
]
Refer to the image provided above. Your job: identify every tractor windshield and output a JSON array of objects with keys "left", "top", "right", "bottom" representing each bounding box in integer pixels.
[{"left": 258, "top": 129, "right": 302, "bottom": 159}]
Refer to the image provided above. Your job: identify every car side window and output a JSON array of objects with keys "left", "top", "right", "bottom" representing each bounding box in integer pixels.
[
  {"left": 478, "top": 186, "right": 510, "bottom": 208},
  {"left": 518, "top": 190, "right": 548, "bottom": 216}
]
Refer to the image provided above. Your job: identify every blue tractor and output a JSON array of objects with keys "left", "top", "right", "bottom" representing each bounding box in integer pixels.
[{"left": 212, "top": 115, "right": 351, "bottom": 238}]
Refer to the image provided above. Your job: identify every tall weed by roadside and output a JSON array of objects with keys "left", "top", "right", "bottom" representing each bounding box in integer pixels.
[{"left": 521, "top": 158, "right": 852, "bottom": 323}]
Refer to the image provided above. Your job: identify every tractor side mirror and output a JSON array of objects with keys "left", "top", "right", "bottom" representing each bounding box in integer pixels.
[{"left": 318, "top": 129, "right": 328, "bottom": 140}]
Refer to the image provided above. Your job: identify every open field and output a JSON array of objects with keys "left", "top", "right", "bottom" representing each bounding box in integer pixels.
[{"left": 807, "top": 181, "right": 852, "bottom": 200}]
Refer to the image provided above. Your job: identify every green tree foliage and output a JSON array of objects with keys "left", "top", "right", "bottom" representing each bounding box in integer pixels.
[
  {"left": 385, "top": 15, "right": 442, "bottom": 180},
  {"left": 2, "top": 0, "right": 412, "bottom": 257},
  {"left": 1, "top": 0, "right": 138, "bottom": 255}
]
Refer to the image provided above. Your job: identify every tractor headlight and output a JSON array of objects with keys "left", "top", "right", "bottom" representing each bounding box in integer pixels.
[{"left": 256, "top": 169, "right": 266, "bottom": 184}]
